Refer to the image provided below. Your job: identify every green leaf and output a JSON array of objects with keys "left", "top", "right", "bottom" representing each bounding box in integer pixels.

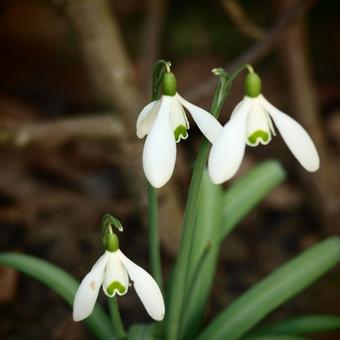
[
  {"left": 181, "top": 243, "right": 220, "bottom": 340},
  {"left": 179, "top": 171, "right": 222, "bottom": 339},
  {"left": 245, "top": 335, "right": 308, "bottom": 340},
  {"left": 253, "top": 315, "right": 340, "bottom": 335},
  {"left": 165, "top": 67, "right": 231, "bottom": 340},
  {"left": 128, "top": 323, "right": 157, "bottom": 340},
  {"left": 0, "top": 253, "right": 114, "bottom": 340},
  {"left": 197, "top": 237, "right": 340, "bottom": 340},
  {"left": 220, "top": 160, "right": 286, "bottom": 242},
  {"left": 187, "top": 170, "right": 223, "bottom": 280},
  {"left": 180, "top": 162, "right": 286, "bottom": 340}
]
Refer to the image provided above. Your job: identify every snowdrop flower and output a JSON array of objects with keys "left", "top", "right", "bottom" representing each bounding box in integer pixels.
[
  {"left": 137, "top": 70, "right": 222, "bottom": 188},
  {"left": 73, "top": 232, "right": 165, "bottom": 322},
  {"left": 208, "top": 71, "right": 320, "bottom": 184}
]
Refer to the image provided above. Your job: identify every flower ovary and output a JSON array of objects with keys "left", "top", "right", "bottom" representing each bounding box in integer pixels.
[
  {"left": 105, "top": 233, "right": 119, "bottom": 252},
  {"left": 162, "top": 72, "right": 177, "bottom": 96},
  {"left": 245, "top": 72, "right": 261, "bottom": 98}
]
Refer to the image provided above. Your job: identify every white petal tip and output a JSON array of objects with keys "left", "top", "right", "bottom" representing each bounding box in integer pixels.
[
  {"left": 208, "top": 167, "right": 234, "bottom": 184},
  {"left": 143, "top": 153, "right": 174, "bottom": 188},
  {"left": 152, "top": 311, "right": 165, "bottom": 321},
  {"left": 304, "top": 159, "right": 320, "bottom": 172},
  {"left": 147, "top": 177, "right": 168, "bottom": 189},
  {"left": 72, "top": 309, "right": 90, "bottom": 322}
]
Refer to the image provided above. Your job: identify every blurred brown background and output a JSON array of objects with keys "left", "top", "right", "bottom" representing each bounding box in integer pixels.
[{"left": 0, "top": 0, "right": 339, "bottom": 339}]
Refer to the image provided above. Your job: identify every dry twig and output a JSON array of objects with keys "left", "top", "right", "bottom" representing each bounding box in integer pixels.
[
  {"left": 276, "top": 0, "right": 340, "bottom": 233},
  {"left": 0, "top": 1, "right": 315, "bottom": 147},
  {"left": 188, "top": 0, "right": 316, "bottom": 101},
  {"left": 0, "top": 114, "right": 123, "bottom": 148},
  {"left": 64, "top": 0, "right": 183, "bottom": 254},
  {"left": 221, "top": 0, "right": 265, "bottom": 40},
  {"left": 141, "top": 0, "right": 167, "bottom": 97}
]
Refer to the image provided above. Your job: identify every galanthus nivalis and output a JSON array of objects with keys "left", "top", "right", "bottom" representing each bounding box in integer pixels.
[
  {"left": 137, "top": 70, "right": 222, "bottom": 188},
  {"left": 73, "top": 231, "right": 165, "bottom": 322},
  {"left": 208, "top": 70, "right": 320, "bottom": 184}
]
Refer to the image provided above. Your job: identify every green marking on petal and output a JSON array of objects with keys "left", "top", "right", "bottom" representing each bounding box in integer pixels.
[
  {"left": 106, "top": 281, "right": 127, "bottom": 296},
  {"left": 248, "top": 130, "right": 269, "bottom": 146},
  {"left": 174, "top": 125, "right": 188, "bottom": 143}
]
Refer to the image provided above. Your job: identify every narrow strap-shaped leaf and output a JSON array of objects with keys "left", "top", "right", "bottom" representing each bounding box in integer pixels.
[
  {"left": 186, "top": 170, "right": 223, "bottom": 283},
  {"left": 180, "top": 243, "right": 220, "bottom": 340},
  {"left": 220, "top": 160, "right": 286, "bottom": 242},
  {"left": 127, "top": 323, "right": 156, "bottom": 340},
  {"left": 165, "top": 68, "right": 232, "bottom": 340},
  {"left": 245, "top": 335, "right": 308, "bottom": 340},
  {"left": 253, "top": 315, "right": 340, "bottom": 335},
  {"left": 0, "top": 253, "right": 114, "bottom": 340},
  {"left": 179, "top": 171, "right": 222, "bottom": 339},
  {"left": 180, "top": 161, "right": 286, "bottom": 339},
  {"left": 197, "top": 237, "right": 340, "bottom": 340}
]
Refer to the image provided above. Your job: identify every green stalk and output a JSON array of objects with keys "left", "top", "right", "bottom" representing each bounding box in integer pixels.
[
  {"left": 165, "top": 66, "right": 245, "bottom": 340},
  {"left": 145, "top": 60, "right": 171, "bottom": 289},
  {"left": 147, "top": 182, "right": 162, "bottom": 288},
  {"left": 108, "top": 298, "right": 126, "bottom": 339}
]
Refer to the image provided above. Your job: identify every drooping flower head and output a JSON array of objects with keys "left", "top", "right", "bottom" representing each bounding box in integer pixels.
[
  {"left": 137, "top": 64, "right": 222, "bottom": 188},
  {"left": 208, "top": 68, "right": 320, "bottom": 184},
  {"left": 73, "top": 215, "right": 165, "bottom": 322}
]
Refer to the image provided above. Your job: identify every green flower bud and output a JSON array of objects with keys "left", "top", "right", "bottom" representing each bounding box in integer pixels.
[
  {"left": 245, "top": 72, "right": 261, "bottom": 98},
  {"left": 162, "top": 72, "right": 177, "bottom": 96},
  {"left": 105, "top": 232, "right": 119, "bottom": 252}
]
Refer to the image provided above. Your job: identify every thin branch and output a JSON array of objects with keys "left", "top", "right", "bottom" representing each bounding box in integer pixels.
[
  {"left": 0, "top": 114, "right": 123, "bottom": 148},
  {"left": 187, "top": 0, "right": 316, "bottom": 101},
  {"left": 64, "top": 0, "right": 184, "bottom": 256},
  {"left": 65, "top": 0, "right": 142, "bottom": 128},
  {"left": 276, "top": 0, "right": 340, "bottom": 233},
  {"left": 221, "top": 0, "right": 265, "bottom": 40},
  {"left": 0, "top": 0, "right": 315, "bottom": 151},
  {"left": 141, "top": 0, "right": 167, "bottom": 97}
]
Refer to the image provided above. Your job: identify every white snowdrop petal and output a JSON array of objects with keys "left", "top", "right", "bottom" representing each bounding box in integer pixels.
[
  {"left": 103, "top": 252, "right": 129, "bottom": 297},
  {"left": 117, "top": 250, "right": 165, "bottom": 321},
  {"left": 260, "top": 95, "right": 320, "bottom": 172},
  {"left": 208, "top": 98, "right": 251, "bottom": 184},
  {"left": 73, "top": 252, "right": 109, "bottom": 322},
  {"left": 136, "top": 100, "right": 160, "bottom": 138},
  {"left": 143, "top": 96, "right": 176, "bottom": 188},
  {"left": 169, "top": 96, "right": 189, "bottom": 130},
  {"left": 177, "top": 93, "right": 223, "bottom": 144}
]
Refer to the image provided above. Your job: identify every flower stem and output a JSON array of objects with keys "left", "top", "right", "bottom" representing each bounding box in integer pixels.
[
  {"left": 147, "top": 182, "right": 163, "bottom": 289},
  {"left": 108, "top": 298, "right": 126, "bottom": 339},
  {"left": 145, "top": 60, "right": 170, "bottom": 289},
  {"left": 246, "top": 64, "right": 254, "bottom": 73},
  {"left": 165, "top": 65, "right": 246, "bottom": 340}
]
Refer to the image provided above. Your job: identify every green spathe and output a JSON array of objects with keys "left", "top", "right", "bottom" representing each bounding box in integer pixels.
[
  {"left": 248, "top": 130, "right": 269, "bottom": 145},
  {"left": 245, "top": 72, "right": 261, "bottom": 98},
  {"left": 106, "top": 281, "right": 127, "bottom": 296},
  {"left": 102, "top": 213, "right": 123, "bottom": 232},
  {"left": 162, "top": 72, "right": 177, "bottom": 96},
  {"left": 174, "top": 125, "right": 188, "bottom": 142}
]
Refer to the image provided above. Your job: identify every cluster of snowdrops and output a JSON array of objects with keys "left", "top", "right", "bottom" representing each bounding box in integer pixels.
[{"left": 73, "top": 62, "right": 319, "bottom": 323}]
